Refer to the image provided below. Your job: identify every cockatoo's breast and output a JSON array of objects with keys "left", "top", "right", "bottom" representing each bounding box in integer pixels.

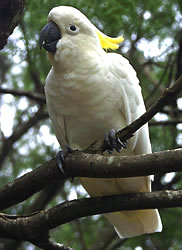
[{"left": 45, "top": 53, "right": 127, "bottom": 150}]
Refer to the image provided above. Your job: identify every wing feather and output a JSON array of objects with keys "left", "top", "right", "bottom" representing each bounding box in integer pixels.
[{"left": 108, "top": 53, "right": 151, "bottom": 154}]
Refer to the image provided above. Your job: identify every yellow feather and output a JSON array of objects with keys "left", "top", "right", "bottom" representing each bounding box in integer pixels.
[{"left": 96, "top": 28, "right": 124, "bottom": 50}]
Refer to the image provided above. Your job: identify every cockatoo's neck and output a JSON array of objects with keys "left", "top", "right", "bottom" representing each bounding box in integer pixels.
[
  {"left": 49, "top": 40, "right": 105, "bottom": 77},
  {"left": 46, "top": 46, "right": 107, "bottom": 106}
]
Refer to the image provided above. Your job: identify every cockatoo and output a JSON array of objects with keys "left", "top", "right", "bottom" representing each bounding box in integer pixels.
[{"left": 39, "top": 6, "right": 162, "bottom": 238}]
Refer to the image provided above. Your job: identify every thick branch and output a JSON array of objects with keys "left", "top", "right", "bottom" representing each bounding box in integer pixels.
[
  {"left": 1, "top": 148, "right": 182, "bottom": 210},
  {"left": 0, "top": 0, "right": 25, "bottom": 49},
  {"left": 65, "top": 148, "right": 182, "bottom": 178},
  {"left": 0, "top": 190, "right": 182, "bottom": 243},
  {"left": 0, "top": 159, "right": 62, "bottom": 210}
]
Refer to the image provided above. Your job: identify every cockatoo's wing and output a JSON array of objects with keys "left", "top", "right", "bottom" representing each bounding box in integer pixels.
[
  {"left": 107, "top": 52, "right": 151, "bottom": 154},
  {"left": 80, "top": 53, "right": 162, "bottom": 238}
]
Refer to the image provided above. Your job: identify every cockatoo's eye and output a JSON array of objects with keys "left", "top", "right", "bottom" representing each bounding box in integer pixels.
[
  {"left": 70, "top": 25, "right": 77, "bottom": 31},
  {"left": 67, "top": 24, "right": 79, "bottom": 35}
]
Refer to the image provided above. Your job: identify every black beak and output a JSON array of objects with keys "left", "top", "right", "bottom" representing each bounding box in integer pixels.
[{"left": 39, "top": 21, "right": 61, "bottom": 53}]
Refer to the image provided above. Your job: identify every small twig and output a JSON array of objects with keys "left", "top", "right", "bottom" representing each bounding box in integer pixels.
[
  {"left": 110, "top": 239, "right": 127, "bottom": 250},
  {"left": 33, "top": 238, "right": 74, "bottom": 250},
  {"left": 0, "top": 88, "right": 46, "bottom": 103},
  {"left": 149, "top": 120, "right": 182, "bottom": 126},
  {"left": 116, "top": 75, "right": 182, "bottom": 139},
  {"left": 0, "top": 108, "right": 48, "bottom": 168},
  {"left": 145, "top": 53, "right": 174, "bottom": 103}
]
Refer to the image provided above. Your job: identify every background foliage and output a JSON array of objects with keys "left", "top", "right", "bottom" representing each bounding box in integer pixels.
[{"left": 0, "top": 0, "right": 182, "bottom": 249}]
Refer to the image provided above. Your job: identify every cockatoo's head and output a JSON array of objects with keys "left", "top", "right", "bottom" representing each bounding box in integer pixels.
[{"left": 39, "top": 6, "right": 124, "bottom": 56}]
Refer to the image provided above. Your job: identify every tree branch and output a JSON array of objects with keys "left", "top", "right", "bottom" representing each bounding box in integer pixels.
[
  {"left": 149, "top": 120, "right": 182, "bottom": 126},
  {"left": 90, "top": 228, "right": 117, "bottom": 250},
  {"left": 19, "top": 20, "right": 45, "bottom": 93},
  {"left": 0, "top": 158, "right": 62, "bottom": 210},
  {"left": 0, "top": 107, "right": 48, "bottom": 168},
  {"left": 90, "top": 74, "right": 182, "bottom": 153},
  {"left": 0, "top": 87, "right": 46, "bottom": 103},
  {"left": 116, "top": 75, "right": 182, "bottom": 140},
  {"left": 0, "top": 0, "right": 25, "bottom": 49},
  {"left": 1, "top": 148, "right": 182, "bottom": 210},
  {"left": 0, "top": 190, "right": 182, "bottom": 244},
  {"left": 33, "top": 239, "right": 74, "bottom": 250},
  {"left": 2, "top": 180, "right": 65, "bottom": 250}
]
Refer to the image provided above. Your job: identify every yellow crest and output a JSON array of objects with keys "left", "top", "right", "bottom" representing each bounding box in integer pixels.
[{"left": 95, "top": 28, "right": 124, "bottom": 50}]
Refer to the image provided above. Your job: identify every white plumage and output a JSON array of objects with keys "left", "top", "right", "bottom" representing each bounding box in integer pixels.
[{"left": 43, "top": 6, "right": 162, "bottom": 238}]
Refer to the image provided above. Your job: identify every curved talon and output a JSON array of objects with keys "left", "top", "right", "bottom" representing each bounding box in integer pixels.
[
  {"left": 104, "top": 129, "right": 127, "bottom": 153},
  {"left": 117, "top": 138, "right": 127, "bottom": 149},
  {"left": 104, "top": 132, "right": 113, "bottom": 152},
  {"left": 65, "top": 145, "right": 74, "bottom": 154},
  {"left": 56, "top": 151, "right": 67, "bottom": 176},
  {"left": 56, "top": 146, "right": 73, "bottom": 176}
]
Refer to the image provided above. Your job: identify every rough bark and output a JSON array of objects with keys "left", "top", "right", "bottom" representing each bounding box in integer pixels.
[
  {"left": 0, "top": 190, "right": 182, "bottom": 247},
  {"left": 0, "top": 0, "right": 25, "bottom": 50},
  {"left": 0, "top": 148, "right": 182, "bottom": 210}
]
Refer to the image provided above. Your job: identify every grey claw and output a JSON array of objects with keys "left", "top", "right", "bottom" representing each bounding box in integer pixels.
[
  {"left": 56, "top": 146, "right": 73, "bottom": 176},
  {"left": 104, "top": 129, "right": 127, "bottom": 153},
  {"left": 117, "top": 138, "right": 127, "bottom": 149},
  {"left": 56, "top": 151, "right": 67, "bottom": 176},
  {"left": 104, "top": 132, "right": 112, "bottom": 152}
]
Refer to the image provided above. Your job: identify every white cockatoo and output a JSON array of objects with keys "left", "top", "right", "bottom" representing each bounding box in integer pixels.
[{"left": 39, "top": 6, "right": 162, "bottom": 238}]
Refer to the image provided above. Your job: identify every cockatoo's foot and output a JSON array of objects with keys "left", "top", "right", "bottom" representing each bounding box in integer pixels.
[
  {"left": 56, "top": 146, "right": 73, "bottom": 176},
  {"left": 104, "top": 129, "right": 127, "bottom": 153}
]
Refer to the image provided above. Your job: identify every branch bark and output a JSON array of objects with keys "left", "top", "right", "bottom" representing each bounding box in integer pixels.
[
  {"left": 0, "top": 190, "right": 182, "bottom": 245},
  {"left": 0, "top": 148, "right": 182, "bottom": 210},
  {"left": 0, "top": 158, "right": 62, "bottom": 210},
  {"left": 2, "top": 180, "right": 65, "bottom": 250},
  {"left": 0, "top": 0, "right": 25, "bottom": 49}
]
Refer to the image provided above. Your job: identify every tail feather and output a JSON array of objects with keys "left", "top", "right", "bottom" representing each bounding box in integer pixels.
[
  {"left": 105, "top": 209, "right": 162, "bottom": 238},
  {"left": 80, "top": 177, "right": 162, "bottom": 238}
]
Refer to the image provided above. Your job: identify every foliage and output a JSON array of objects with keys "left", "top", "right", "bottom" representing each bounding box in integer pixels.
[{"left": 0, "top": 0, "right": 182, "bottom": 249}]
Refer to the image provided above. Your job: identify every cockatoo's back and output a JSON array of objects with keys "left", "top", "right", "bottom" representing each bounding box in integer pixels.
[{"left": 40, "top": 5, "right": 162, "bottom": 238}]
